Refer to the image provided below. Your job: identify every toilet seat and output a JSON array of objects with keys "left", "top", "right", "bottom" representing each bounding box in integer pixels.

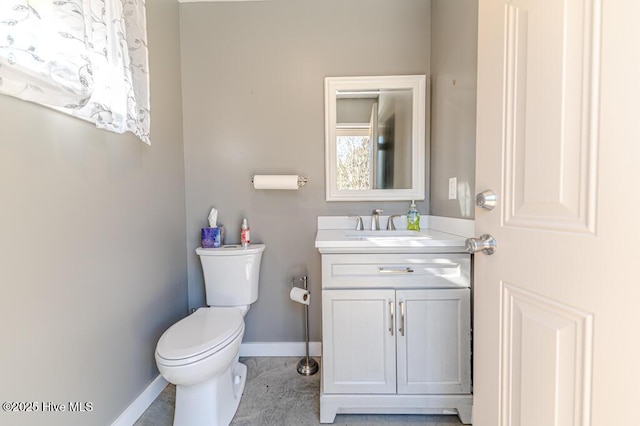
[{"left": 156, "top": 307, "right": 244, "bottom": 367}]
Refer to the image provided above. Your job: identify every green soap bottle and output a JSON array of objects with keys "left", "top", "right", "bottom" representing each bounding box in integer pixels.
[{"left": 407, "top": 200, "right": 420, "bottom": 230}]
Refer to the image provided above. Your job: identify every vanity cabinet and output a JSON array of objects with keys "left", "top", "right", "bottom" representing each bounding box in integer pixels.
[
  {"left": 319, "top": 252, "right": 473, "bottom": 424},
  {"left": 323, "top": 288, "right": 470, "bottom": 395}
]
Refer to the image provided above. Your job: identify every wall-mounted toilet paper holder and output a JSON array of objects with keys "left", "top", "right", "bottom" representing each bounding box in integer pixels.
[
  {"left": 290, "top": 276, "right": 318, "bottom": 376},
  {"left": 290, "top": 276, "right": 307, "bottom": 288},
  {"left": 252, "top": 175, "right": 308, "bottom": 189}
]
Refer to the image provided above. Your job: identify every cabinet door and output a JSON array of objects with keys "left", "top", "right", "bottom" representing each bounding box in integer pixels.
[
  {"left": 322, "top": 289, "right": 396, "bottom": 394},
  {"left": 396, "top": 288, "right": 471, "bottom": 394}
]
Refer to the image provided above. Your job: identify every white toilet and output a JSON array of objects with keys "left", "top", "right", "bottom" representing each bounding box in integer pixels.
[{"left": 155, "top": 244, "right": 265, "bottom": 426}]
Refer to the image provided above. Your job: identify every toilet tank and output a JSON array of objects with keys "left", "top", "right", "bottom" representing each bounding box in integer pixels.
[{"left": 195, "top": 244, "right": 265, "bottom": 307}]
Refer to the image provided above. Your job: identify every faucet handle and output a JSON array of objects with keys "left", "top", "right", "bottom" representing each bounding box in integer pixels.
[
  {"left": 349, "top": 215, "right": 364, "bottom": 231},
  {"left": 386, "top": 215, "right": 401, "bottom": 230},
  {"left": 372, "top": 208, "right": 383, "bottom": 215}
]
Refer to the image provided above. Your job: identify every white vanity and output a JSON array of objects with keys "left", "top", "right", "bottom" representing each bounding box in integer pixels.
[{"left": 315, "top": 216, "right": 474, "bottom": 425}]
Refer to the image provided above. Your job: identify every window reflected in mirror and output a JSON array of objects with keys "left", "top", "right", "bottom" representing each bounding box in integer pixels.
[{"left": 336, "top": 128, "right": 371, "bottom": 190}]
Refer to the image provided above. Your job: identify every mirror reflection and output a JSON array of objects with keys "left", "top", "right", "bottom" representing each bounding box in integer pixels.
[
  {"left": 336, "top": 88, "right": 413, "bottom": 190},
  {"left": 325, "top": 75, "right": 426, "bottom": 201}
]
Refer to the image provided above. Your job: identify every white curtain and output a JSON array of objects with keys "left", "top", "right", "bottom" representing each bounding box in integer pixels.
[{"left": 0, "top": 0, "right": 150, "bottom": 144}]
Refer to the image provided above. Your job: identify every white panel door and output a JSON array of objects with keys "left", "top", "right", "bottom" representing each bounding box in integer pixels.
[
  {"left": 321, "top": 289, "right": 396, "bottom": 394},
  {"left": 474, "top": 0, "right": 640, "bottom": 425},
  {"left": 396, "top": 289, "right": 471, "bottom": 395}
]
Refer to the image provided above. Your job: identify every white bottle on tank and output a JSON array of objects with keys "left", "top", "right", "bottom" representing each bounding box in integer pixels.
[{"left": 241, "top": 218, "right": 251, "bottom": 247}]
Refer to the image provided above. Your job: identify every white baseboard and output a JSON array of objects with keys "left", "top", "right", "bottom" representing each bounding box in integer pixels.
[
  {"left": 114, "top": 342, "right": 320, "bottom": 425},
  {"left": 240, "top": 341, "right": 322, "bottom": 357},
  {"left": 111, "top": 375, "right": 168, "bottom": 426}
]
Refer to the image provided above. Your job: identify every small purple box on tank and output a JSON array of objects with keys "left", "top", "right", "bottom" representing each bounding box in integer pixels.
[{"left": 201, "top": 227, "right": 223, "bottom": 248}]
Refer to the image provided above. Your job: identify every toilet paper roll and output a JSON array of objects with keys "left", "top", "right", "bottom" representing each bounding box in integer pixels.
[
  {"left": 290, "top": 287, "right": 310, "bottom": 305},
  {"left": 253, "top": 175, "right": 299, "bottom": 190}
]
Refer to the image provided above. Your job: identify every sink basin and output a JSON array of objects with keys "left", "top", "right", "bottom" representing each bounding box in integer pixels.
[
  {"left": 316, "top": 228, "right": 468, "bottom": 253},
  {"left": 344, "top": 230, "right": 427, "bottom": 239}
]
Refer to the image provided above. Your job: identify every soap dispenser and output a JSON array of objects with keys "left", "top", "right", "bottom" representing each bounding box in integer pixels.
[{"left": 407, "top": 201, "right": 420, "bottom": 231}]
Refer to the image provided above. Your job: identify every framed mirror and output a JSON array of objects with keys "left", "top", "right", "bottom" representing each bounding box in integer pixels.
[{"left": 324, "top": 75, "right": 426, "bottom": 201}]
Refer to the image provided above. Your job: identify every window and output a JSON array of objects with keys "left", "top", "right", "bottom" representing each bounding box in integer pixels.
[{"left": 0, "top": 0, "right": 150, "bottom": 144}]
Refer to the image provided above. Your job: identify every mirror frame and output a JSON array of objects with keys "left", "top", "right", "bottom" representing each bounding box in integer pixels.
[{"left": 324, "top": 75, "right": 426, "bottom": 201}]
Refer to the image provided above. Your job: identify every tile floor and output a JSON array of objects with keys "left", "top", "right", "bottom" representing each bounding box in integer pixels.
[{"left": 135, "top": 357, "right": 464, "bottom": 426}]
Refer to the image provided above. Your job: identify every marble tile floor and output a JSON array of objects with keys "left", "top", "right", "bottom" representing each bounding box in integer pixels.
[{"left": 135, "top": 357, "right": 463, "bottom": 426}]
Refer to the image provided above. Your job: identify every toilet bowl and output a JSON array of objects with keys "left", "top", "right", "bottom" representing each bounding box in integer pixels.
[
  {"left": 155, "top": 307, "right": 246, "bottom": 426},
  {"left": 155, "top": 243, "right": 265, "bottom": 426}
]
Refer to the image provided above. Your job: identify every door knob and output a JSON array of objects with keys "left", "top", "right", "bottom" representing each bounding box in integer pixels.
[
  {"left": 475, "top": 190, "right": 497, "bottom": 210},
  {"left": 465, "top": 234, "right": 497, "bottom": 255}
]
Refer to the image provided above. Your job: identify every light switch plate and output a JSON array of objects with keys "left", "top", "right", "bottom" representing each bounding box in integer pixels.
[{"left": 448, "top": 177, "right": 457, "bottom": 200}]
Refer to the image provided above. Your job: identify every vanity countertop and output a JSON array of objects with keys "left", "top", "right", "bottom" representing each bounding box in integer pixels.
[{"left": 315, "top": 215, "right": 474, "bottom": 254}]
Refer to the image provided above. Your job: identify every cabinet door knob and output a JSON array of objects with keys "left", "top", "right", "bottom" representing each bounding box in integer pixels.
[{"left": 399, "top": 301, "right": 405, "bottom": 337}]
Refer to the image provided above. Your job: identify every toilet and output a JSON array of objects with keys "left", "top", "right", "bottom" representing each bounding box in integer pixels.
[{"left": 155, "top": 244, "right": 265, "bottom": 426}]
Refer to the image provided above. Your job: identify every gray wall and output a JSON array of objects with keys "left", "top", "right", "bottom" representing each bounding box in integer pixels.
[
  {"left": 430, "top": 0, "right": 478, "bottom": 218},
  {"left": 180, "top": 0, "right": 431, "bottom": 343},
  {"left": 0, "top": 1, "right": 187, "bottom": 424}
]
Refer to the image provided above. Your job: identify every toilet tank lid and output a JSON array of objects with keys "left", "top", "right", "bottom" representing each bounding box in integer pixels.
[{"left": 196, "top": 244, "right": 265, "bottom": 256}]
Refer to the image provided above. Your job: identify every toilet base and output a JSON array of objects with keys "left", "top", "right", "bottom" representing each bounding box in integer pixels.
[{"left": 173, "top": 358, "right": 247, "bottom": 426}]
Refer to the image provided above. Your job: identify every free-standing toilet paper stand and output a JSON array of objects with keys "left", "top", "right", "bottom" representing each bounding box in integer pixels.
[{"left": 291, "top": 276, "right": 318, "bottom": 376}]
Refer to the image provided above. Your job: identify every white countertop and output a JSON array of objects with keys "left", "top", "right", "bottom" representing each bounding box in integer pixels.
[{"left": 315, "top": 215, "right": 474, "bottom": 254}]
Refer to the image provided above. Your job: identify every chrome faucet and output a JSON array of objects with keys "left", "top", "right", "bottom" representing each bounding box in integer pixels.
[{"left": 371, "top": 209, "right": 383, "bottom": 230}]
